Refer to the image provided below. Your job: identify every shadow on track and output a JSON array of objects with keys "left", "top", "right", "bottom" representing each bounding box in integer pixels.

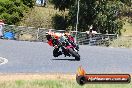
[{"left": 52, "top": 58, "right": 80, "bottom": 61}]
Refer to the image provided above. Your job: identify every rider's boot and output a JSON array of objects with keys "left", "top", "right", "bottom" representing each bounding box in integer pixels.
[{"left": 53, "top": 48, "right": 62, "bottom": 57}]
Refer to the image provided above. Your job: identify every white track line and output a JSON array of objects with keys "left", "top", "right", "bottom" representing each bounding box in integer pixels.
[{"left": 0, "top": 57, "right": 8, "bottom": 65}]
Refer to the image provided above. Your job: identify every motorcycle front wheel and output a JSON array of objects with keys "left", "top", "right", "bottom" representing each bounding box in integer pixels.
[{"left": 68, "top": 48, "right": 80, "bottom": 61}]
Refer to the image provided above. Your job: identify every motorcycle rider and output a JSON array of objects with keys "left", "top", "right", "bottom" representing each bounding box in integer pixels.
[
  {"left": 65, "top": 32, "right": 79, "bottom": 49},
  {"left": 46, "top": 31, "right": 78, "bottom": 57}
]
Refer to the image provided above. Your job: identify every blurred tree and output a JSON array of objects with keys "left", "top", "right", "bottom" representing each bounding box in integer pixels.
[
  {"left": 120, "top": 0, "right": 132, "bottom": 6},
  {"left": 51, "top": 0, "right": 128, "bottom": 34},
  {"left": 20, "top": 0, "right": 35, "bottom": 8},
  {"left": 51, "top": 0, "right": 75, "bottom": 11},
  {"left": 52, "top": 14, "right": 68, "bottom": 30},
  {"left": 0, "top": 0, "right": 28, "bottom": 24},
  {"left": 68, "top": 0, "right": 97, "bottom": 31},
  {"left": 93, "top": 1, "right": 124, "bottom": 34}
]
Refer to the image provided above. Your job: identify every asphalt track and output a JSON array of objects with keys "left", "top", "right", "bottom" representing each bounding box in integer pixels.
[{"left": 0, "top": 39, "right": 132, "bottom": 74}]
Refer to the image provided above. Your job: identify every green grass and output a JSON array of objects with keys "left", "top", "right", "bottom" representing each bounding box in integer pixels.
[
  {"left": 0, "top": 0, "right": 9, "bottom": 2},
  {"left": 0, "top": 80, "right": 131, "bottom": 88}
]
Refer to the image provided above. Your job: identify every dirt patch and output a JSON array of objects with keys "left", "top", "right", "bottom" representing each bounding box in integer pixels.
[
  {"left": 19, "top": 34, "right": 35, "bottom": 41},
  {"left": 0, "top": 73, "right": 76, "bottom": 81}
]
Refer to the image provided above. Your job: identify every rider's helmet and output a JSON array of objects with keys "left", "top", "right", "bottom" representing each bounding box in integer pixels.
[
  {"left": 53, "top": 32, "right": 62, "bottom": 39},
  {"left": 64, "top": 31, "right": 70, "bottom": 38}
]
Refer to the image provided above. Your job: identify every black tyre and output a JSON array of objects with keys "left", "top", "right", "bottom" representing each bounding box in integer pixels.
[{"left": 68, "top": 48, "right": 80, "bottom": 61}]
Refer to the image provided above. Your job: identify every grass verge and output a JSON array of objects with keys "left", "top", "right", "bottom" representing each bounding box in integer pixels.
[
  {"left": 0, "top": 0, "right": 9, "bottom": 2},
  {"left": 0, "top": 74, "right": 131, "bottom": 88},
  {"left": 109, "top": 36, "right": 132, "bottom": 48},
  {"left": 0, "top": 79, "right": 131, "bottom": 88},
  {"left": 110, "top": 22, "right": 132, "bottom": 48},
  {"left": 121, "top": 22, "right": 132, "bottom": 36}
]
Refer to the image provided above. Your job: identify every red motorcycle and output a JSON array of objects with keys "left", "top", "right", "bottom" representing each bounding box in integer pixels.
[{"left": 52, "top": 36, "right": 80, "bottom": 61}]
